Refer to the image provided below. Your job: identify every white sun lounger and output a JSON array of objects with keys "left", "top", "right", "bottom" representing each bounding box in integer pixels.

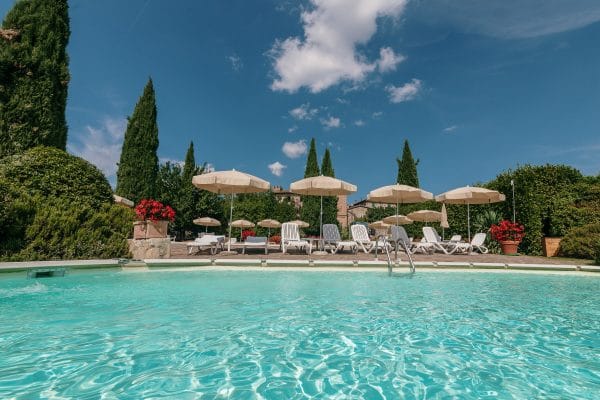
[
  {"left": 423, "top": 227, "right": 459, "bottom": 254},
  {"left": 323, "top": 224, "right": 357, "bottom": 254},
  {"left": 281, "top": 223, "right": 311, "bottom": 254},
  {"left": 454, "top": 233, "right": 489, "bottom": 254},
  {"left": 242, "top": 236, "right": 269, "bottom": 255},
  {"left": 187, "top": 235, "right": 224, "bottom": 255},
  {"left": 351, "top": 224, "right": 375, "bottom": 254}
]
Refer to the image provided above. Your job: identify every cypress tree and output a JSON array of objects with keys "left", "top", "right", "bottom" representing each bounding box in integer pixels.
[
  {"left": 116, "top": 78, "right": 159, "bottom": 203},
  {"left": 179, "top": 141, "right": 199, "bottom": 237},
  {"left": 0, "top": 0, "right": 70, "bottom": 157},
  {"left": 396, "top": 139, "right": 420, "bottom": 187},
  {"left": 300, "top": 138, "right": 321, "bottom": 235},
  {"left": 320, "top": 148, "right": 339, "bottom": 226}
]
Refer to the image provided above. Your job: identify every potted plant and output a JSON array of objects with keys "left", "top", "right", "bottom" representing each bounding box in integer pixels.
[
  {"left": 490, "top": 220, "right": 525, "bottom": 255},
  {"left": 133, "top": 199, "right": 176, "bottom": 239},
  {"left": 541, "top": 209, "right": 562, "bottom": 257}
]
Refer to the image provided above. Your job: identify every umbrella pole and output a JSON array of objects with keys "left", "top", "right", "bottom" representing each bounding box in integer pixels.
[
  {"left": 320, "top": 195, "right": 323, "bottom": 250},
  {"left": 228, "top": 194, "right": 234, "bottom": 252},
  {"left": 396, "top": 202, "right": 399, "bottom": 226},
  {"left": 467, "top": 203, "right": 471, "bottom": 243}
]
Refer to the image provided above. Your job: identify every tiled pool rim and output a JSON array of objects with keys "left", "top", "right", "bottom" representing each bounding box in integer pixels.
[{"left": 1, "top": 258, "right": 599, "bottom": 274}]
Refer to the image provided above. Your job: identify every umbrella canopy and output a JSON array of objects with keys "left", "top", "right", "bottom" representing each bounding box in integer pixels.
[
  {"left": 258, "top": 219, "right": 281, "bottom": 228},
  {"left": 192, "top": 170, "right": 270, "bottom": 194},
  {"left": 290, "top": 175, "right": 357, "bottom": 247},
  {"left": 113, "top": 194, "right": 134, "bottom": 208},
  {"left": 382, "top": 214, "right": 413, "bottom": 225},
  {"left": 290, "top": 175, "right": 357, "bottom": 196},
  {"left": 367, "top": 184, "right": 433, "bottom": 204},
  {"left": 193, "top": 217, "right": 221, "bottom": 227},
  {"left": 436, "top": 186, "right": 505, "bottom": 242},
  {"left": 192, "top": 170, "right": 270, "bottom": 251},
  {"left": 435, "top": 186, "right": 505, "bottom": 204},
  {"left": 407, "top": 210, "right": 442, "bottom": 223},
  {"left": 231, "top": 219, "right": 255, "bottom": 229},
  {"left": 369, "top": 220, "right": 391, "bottom": 230},
  {"left": 287, "top": 220, "right": 310, "bottom": 228}
]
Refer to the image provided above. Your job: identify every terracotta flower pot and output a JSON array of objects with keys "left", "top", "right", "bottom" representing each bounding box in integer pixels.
[
  {"left": 133, "top": 220, "right": 169, "bottom": 239},
  {"left": 542, "top": 237, "right": 562, "bottom": 257},
  {"left": 500, "top": 240, "right": 520, "bottom": 255}
]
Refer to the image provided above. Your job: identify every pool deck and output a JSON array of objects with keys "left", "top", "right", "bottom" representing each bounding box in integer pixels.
[{"left": 0, "top": 241, "right": 598, "bottom": 274}]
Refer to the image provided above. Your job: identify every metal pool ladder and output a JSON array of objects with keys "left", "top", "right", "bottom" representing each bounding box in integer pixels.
[{"left": 376, "top": 236, "right": 416, "bottom": 276}]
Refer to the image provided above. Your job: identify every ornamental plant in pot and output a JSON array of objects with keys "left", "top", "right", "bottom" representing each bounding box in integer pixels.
[
  {"left": 490, "top": 220, "right": 525, "bottom": 255},
  {"left": 133, "top": 199, "right": 176, "bottom": 239}
]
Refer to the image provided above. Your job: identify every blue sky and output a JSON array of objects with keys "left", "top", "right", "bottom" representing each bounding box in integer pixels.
[{"left": 2, "top": 0, "right": 600, "bottom": 201}]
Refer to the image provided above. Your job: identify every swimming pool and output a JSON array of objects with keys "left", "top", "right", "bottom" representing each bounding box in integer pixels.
[{"left": 1, "top": 269, "right": 599, "bottom": 398}]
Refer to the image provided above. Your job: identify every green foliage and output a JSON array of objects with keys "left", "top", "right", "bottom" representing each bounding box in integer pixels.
[
  {"left": 559, "top": 224, "right": 600, "bottom": 260},
  {"left": 0, "top": 146, "right": 113, "bottom": 208},
  {"left": 225, "top": 192, "right": 296, "bottom": 237},
  {"left": 301, "top": 138, "right": 322, "bottom": 235},
  {"left": 154, "top": 143, "right": 223, "bottom": 239},
  {"left": 487, "top": 164, "right": 600, "bottom": 255},
  {"left": 320, "top": 148, "right": 338, "bottom": 229},
  {"left": 15, "top": 198, "right": 134, "bottom": 261},
  {"left": 116, "top": 78, "right": 159, "bottom": 203},
  {"left": 595, "top": 243, "right": 600, "bottom": 266},
  {"left": 0, "top": 178, "right": 34, "bottom": 257},
  {"left": 396, "top": 140, "right": 419, "bottom": 187},
  {"left": 0, "top": 0, "right": 70, "bottom": 157}
]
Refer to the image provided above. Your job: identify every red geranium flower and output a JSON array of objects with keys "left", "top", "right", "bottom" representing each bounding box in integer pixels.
[
  {"left": 135, "top": 199, "right": 176, "bottom": 222},
  {"left": 490, "top": 220, "right": 525, "bottom": 242}
]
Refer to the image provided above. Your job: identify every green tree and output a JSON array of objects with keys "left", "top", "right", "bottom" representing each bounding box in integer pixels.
[
  {"left": 396, "top": 139, "right": 419, "bottom": 187},
  {"left": 321, "top": 148, "right": 339, "bottom": 227},
  {"left": 300, "top": 138, "right": 321, "bottom": 235},
  {"left": 115, "top": 78, "right": 159, "bottom": 203},
  {"left": 0, "top": 0, "right": 71, "bottom": 157}
]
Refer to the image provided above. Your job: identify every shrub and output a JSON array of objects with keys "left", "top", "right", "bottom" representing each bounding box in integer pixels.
[
  {"left": 0, "top": 146, "right": 113, "bottom": 208},
  {"left": 0, "top": 179, "right": 35, "bottom": 257},
  {"left": 135, "top": 199, "right": 175, "bottom": 222},
  {"left": 559, "top": 223, "right": 600, "bottom": 260},
  {"left": 14, "top": 198, "right": 135, "bottom": 261},
  {"left": 269, "top": 235, "right": 281, "bottom": 244},
  {"left": 242, "top": 229, "right": 255, "bottom": 241}
]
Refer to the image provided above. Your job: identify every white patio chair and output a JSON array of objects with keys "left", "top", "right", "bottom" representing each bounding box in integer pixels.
[
  {"left": 242, "top": 236, "right": 268, "bottom": 255},
  {"left": 323, "top": 224, "right": 357, "bottom": 254},
  {"left": 281, "top": 223, "right": 311, "bottom": 254},
  {"left": 454, "top": 233, "right": 489, "bottom": 254},
  {"left": 187, "top": 235, "right": 224, "bottom": 255},
  {"left": 422, "top": 227, "right": 459, "bottom": 254},
  {"left": 350, "top": 224, "right": 375, "bottom": 254}
]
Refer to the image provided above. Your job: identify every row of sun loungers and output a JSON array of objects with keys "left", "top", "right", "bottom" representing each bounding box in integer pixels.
[{"left": 186, "top": 223, "right": 489, "bottom": 256}]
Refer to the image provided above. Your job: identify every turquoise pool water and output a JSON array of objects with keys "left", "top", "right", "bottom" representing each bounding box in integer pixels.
[{"left": 0, "top": 270, "right": 599, "bottom": 399}]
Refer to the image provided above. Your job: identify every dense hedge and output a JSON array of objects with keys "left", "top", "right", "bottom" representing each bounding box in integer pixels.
[
  {"left": 559, "top": 224, "right": 600, "bottom": 260},
  {"left": 16, "top": 198, "right": 134, "bottom": 261},
  {"left": 487, "top": 165, "right": 600, "bottom": 255},
  {"left": 0, "top": 146, "right": 113, "bottom": 208},
  {"left": 0, "top": 147, "right": 133, "bottom": 260}
]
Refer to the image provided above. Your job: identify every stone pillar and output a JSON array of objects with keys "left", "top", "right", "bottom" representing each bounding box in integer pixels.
[{"left": 128, "top": 238, "right": 171, "bottom": 259}]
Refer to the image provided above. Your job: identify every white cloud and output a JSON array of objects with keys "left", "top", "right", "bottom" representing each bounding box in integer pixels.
[
  {"left": 268, "top": 161, "right": 287, "bottom": 177},
  {"left": 386, "top": 79, "right": 422, "bottom": 103},
  {"left": 289, "top": 103, "right": 319, "bottom": 120},
  {"left": 288, "top": 125, "right": 298, "bottom": 133},
  {"left": 269, "top": 0, "right": 408, "bottom": 93},
  {"left": 336, "top": 97, "right": 349, "bottom": 104},
  {"left": 68, "top": 116, "right": 127, "bottom": 184},
  {"left": 321, "top": 116, "right": 341, "bottom": 129},
  {"left": 372, "top": 111, "right": 383, "bottom": 119},
  {"left": 228, "top": 54, "right": 243, "bottom": 71},
  {"left": 282, "top": 139, "right": 308, "bottom": 158},
  {"left": 204, "top": 163, "right": 215, "bottom": 173},
  {"left": 354, "top": 119, "right": 365, "bottom": 127},
  {"left": 377, "top": 47, "right": 405, "bottom": 72},
  {"left": 443, "top": 125, "right": 458, "bottom": 132}
]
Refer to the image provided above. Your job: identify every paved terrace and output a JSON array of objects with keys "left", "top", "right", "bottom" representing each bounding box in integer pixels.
[{"left": 172, "top": 243, "right": 589, "bottom": 266}]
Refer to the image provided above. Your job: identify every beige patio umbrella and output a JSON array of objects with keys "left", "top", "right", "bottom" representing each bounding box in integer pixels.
[
  {"left": 368, "top": 184, "right": 433, "bottom": 226},
  {"left": 113, "top": 194, "right": 134, "bottom": 208},
  {"left": 436, "top": 186, "right": 505, "bottom": 242},
  {"left": 258, "top": 219, "right": 281, "bottom": 238},
  {"left": 231, "top": 219, "right": 255, "bottom": 241},
  {"left": 369, "top": 220, "right": 391, "bottom": 231},
  {"left": 382, "top": 214, "right": 413, "bottom": 225},
  {"left": 192, "top": 170, "right": 270, "bottom": 251},
  {"left": 193, "top": 217, "right": 221, "bottom": 233},
  {"left": 287, "top": 219, "right": 309, "bottom": 228},
  {"left": 407, "top": 210, "right": 442, "bottom": 225},
  {"left": 290, "top": 175, "right": 357, "bottom": 242},
  {"left": 440, "top": 203, "right": 449, "bottom": 239}
]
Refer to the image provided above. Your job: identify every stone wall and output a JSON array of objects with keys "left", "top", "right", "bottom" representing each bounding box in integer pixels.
[{"left": 129, "top": 238, "right": 171, "bottom": 259}]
